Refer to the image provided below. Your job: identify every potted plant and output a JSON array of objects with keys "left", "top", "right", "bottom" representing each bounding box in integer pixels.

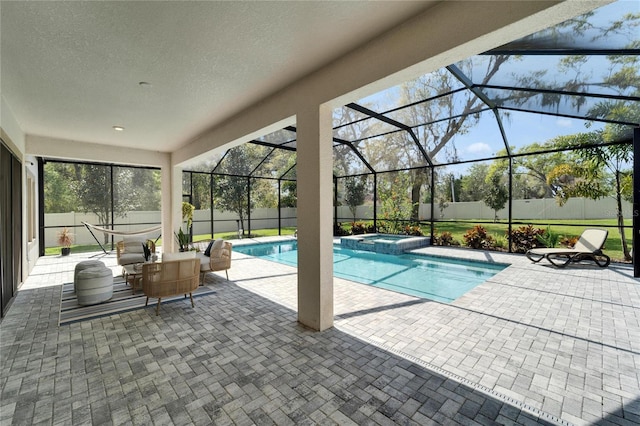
[
  {"left": 142, "top": 242, "right": 151, "bottom": 262},
  {"left": 57, "top": 227, "right": 74, "bottom": 256},
  {"left": 175, "top": 227, "right": 190, "bottom": 252}
]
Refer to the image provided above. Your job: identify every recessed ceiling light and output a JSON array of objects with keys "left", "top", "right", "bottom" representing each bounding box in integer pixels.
[
  {"left": 139, "top": 81, "right": 152, "bottom": 88},
  {"left": 113, "top": 126, "right": 125, "bottom": 131}
]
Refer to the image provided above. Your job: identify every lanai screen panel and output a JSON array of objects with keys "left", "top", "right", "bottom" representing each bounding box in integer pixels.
[
  {"left": 357, "top": 70, "right": 466, "bottom": 114},
  {"left": 485, "top": 87, "right": 638, "bottom": 125},
  {"left": 333, "top": 143, "right": 371, "bottom": 177},
  {"left": 350, "top": 133, "right": 428, "bottom": 173},
  {"left": 252, "top": 148, "right": 297, "bottom": 179},
  {"left": 384, "top": 89, "right": 486, "bottom": 129},
  {"left": 473, "top": 55, "right": 638, "bottom": 99},
  {"left": 214, "top": 144, "right": 273, "bottom": 176},
  {"left": 499, "top": 110, "right": 609, "bottom": 153},
  {"left": 113, "top": 166, "right": 161, "bottom": 228},
  {"left": 254, "top": 128, "right": 297, "bottom": 150},
  {"left": 190, "top": 172, "right": 211, "bottom": 210},
  {"left": 188, "top": 152, "right": 225, "bottom": 173},
  {"left": 416, "top": 109, "right": 507, "bottom": 164},
  {"left": 334, "top": 112, "right": 401, "bottom": 143},
  {"left": 490, "top": 0, "right": 639, "bottom": 52}
]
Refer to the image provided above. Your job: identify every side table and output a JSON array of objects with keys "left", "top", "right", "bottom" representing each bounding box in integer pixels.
[{"left": 122, "top": 263, "right": 144, "bottom": 295}]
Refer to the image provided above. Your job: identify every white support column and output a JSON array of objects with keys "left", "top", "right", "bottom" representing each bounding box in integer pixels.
[
  {"left": 296, "top": 103, "right": 333, "bottom": 331},
  {"left": 160, "top": 163, "right": 184, "bottom": 254}
]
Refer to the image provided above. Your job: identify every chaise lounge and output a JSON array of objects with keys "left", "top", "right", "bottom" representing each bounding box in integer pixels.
[{"left": 525, "top": 228, "right": 610, "bottom": 268}]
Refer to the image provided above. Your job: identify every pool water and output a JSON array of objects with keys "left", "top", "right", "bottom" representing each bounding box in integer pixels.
[{"left": 235, "top": 241, "right": 507, "bottom": 303}]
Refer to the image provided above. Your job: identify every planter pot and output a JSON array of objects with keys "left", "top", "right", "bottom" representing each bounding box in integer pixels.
[{"left": 61, "top": 247, "right": 71, "bottom": 256}]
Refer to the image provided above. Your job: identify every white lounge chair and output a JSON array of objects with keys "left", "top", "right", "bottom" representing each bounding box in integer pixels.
[{"left": 526, "top": 228, "right": 610, "bottom": 268}]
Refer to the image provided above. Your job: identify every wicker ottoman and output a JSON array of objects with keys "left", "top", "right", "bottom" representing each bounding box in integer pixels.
[
  {"left": 76, "top": 266, "right": 113, "bottom": 306},
  {"left": 74, "top": 260, "right": 106, "bottom": 292}
]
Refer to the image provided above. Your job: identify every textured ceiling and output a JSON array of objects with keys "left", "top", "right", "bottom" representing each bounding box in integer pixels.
[{"left": 1, "top": 1, "right": 436, "bottom": 152}]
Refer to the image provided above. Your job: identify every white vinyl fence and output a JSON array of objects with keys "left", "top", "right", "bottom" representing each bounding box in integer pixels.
[
  {"left": 45, "top": 208, "right": 298, "bottom": 247},
  {"left": 336, "top": 197, "right": 631, "bottom": 222},
  {"left": 45, "top": 197, "right": 628, "bottom": 246}
]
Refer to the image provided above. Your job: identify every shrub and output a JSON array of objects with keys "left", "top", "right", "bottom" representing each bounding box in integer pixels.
[
  {"left": 433, "top": 231, "right": 457, "bottom": 246},
  {"left": 509, "top": 225, "right": 545, "bottom": 253},
  {"left": 536, "top": 225, "right": 560, "bottom": 248},
  {"left": 559, "top": 236, "right": 579, "bottom": 248},
  {"left": 333, "top": 223, "right": 351, "bottom": 236},
  {"left": 377, "top": 220, "right": 397, "bottom": 234},
  {"left": 350, "top": 222, "right": 376, "bottom": 235},
  {"left": 463, "top": 225, "right": 494, "bottom": 249},
  {"left": 492, "top": 233, "right": 508, "bottom": 250},
  {"left": 403, "top": 225, "right": 423, "bottom": 236}
]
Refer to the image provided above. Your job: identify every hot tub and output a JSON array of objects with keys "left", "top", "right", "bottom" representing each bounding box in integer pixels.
[{"left": 340, "top": 233, "right": 431, "bottom": 255}]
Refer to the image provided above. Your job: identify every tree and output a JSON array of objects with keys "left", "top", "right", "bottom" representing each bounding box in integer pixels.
[
  {"left": 343, "top": 176, "right": 367, "bottom": 222},
  {"left": 214, "top": 174, "right": 249, "bottom": 236},
  {"left": 213, "top": 145, "right": 264, "bottom": 235},
  {"left": 43, "top": 162, "right": 77, "bottom": 213},
  {"left": 71, "top": 164, "right": 112, "bottom": 243},
  {"left": 69, "top": 164, "right": 160, "bottom": 243},
  {"left": 459, "top": 163, "right": 490, "bottom": 202},
  {"left": 548, "top": 130, "right": 633, "bottom": 260},
  {"left": 281, "top": 180, "right": 297, "bottom": 208},
  {"left": 483, "top": 172, "right": 508, "bottom": 222},
  {"left": 378, "top": 173, "right": 415, "bottom": 233}
]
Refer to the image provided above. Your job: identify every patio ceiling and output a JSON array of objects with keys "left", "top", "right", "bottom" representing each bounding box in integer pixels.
[
  {"left": 0, "top": 0, "right": 438, "bottom": 152},
  {"left": 191, "top": 0, "right": 640, "bottom": 179}
]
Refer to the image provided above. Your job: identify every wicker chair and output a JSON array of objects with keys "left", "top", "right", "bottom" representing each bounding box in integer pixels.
[
  {"left": 192, "top": 240, "right": 233, "bottom": 282},
  {"left": 141, "top": 258, "right": 200, "bottom": 315},
  {"left": 116, "top": 238, "right": 156, "bottom": 265}
]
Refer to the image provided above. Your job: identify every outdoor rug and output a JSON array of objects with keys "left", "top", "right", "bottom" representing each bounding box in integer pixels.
[{"left": 59, "top": 276, "right": 216, "bottom": 325}]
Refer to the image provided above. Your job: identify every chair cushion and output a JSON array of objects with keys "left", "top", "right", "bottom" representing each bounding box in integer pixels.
[
  {"left": 118, "top": 253, "right": 145, "bottom": 265},
  {"left": 162, "top": 251, "right": 196, "bottom": 262},
  {"left": 196, "top": 253, "right": 211, "bottom": 272},
  {"left": 203, "top": 241, "right": 214, "bottom": 257},
  {"left": 212, "top": 239, "right": 225, "bottom": 251},
  {"left": 122, "top": 237, "right": 145, "bottom": 253}
]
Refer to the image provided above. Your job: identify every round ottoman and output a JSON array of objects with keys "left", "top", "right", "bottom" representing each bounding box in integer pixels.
[
  {"left": 76, "top": 266, "right": 113, "bottom": 306},
  {"left": 74, "top": 260, "right": 106, "bottom": 293}
]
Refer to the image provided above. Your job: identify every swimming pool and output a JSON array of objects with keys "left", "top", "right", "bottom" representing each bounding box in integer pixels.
[{"left": 235, "top": 240, "right": 507, "bottom": 303}]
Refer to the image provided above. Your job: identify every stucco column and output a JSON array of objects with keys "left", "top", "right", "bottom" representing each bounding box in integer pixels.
[
  {"left": 161, "top": 163, "right": 183, "bottom": 253},
  {"left": 296, "top": 103, "right": 333, "bottom": 331}
]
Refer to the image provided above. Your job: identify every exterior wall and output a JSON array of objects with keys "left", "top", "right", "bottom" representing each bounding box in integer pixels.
[{"left": 1, "top": 95, "right": 38, "bottom": 281}]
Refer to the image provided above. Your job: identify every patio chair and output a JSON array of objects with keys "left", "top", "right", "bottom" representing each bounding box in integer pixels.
[
  {"left": 116, "top": 237, "right": 155, "bottom": 265},
  {"left": 525, "top": 228, "right": 610, "bottom": 268},
  {"left": 141, "top": 257, "right": 200, "bottom": 315},
  {"left": 193, "top": 239, "right": 232, "bottom": 282}
]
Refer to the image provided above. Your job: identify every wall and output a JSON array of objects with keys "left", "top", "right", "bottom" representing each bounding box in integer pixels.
[
  {"left": 1, "top": 95, "right": 39, "bottom": 280},
  {"left": 43, "top": 208, "right": 299, "bottom": 247},
  {"left": 334, "top": 197, "right": 632, "bottom": 223},
  {"left": 437, "top": 198, "right": 632, "bottom": 221}
]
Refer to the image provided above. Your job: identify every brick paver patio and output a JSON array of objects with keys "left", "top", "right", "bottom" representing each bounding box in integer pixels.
[{"left": 1, "top": 239, "right": 638, "bottom": 425}]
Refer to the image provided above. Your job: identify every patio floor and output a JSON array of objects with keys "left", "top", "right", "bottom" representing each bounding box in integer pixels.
[{"left": 1, "top": 238, "right": 639, "bottom": 425}]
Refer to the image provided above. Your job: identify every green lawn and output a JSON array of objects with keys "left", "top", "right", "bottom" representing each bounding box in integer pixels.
[
  {"left": 432, "top": 219, "right": 631, "bottom": 262},
  {"left": 44, "top": 221, "right": 630, "bottom": 262},
  {"left": 44, "top": 227, "right": 297, "bottom": 256}
]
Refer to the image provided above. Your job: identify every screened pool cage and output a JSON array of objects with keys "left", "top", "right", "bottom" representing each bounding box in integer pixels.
[
  {"left": 40, "top": 2, "right": 639, "bottom": 269},
  {"left": 183, "top": 1, "right": 639, "bottom": 263}
]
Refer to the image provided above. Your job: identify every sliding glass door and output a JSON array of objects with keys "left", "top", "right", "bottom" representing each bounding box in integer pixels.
[{"left": 0, "top": 140, "right": 22, "bottom": 317}]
